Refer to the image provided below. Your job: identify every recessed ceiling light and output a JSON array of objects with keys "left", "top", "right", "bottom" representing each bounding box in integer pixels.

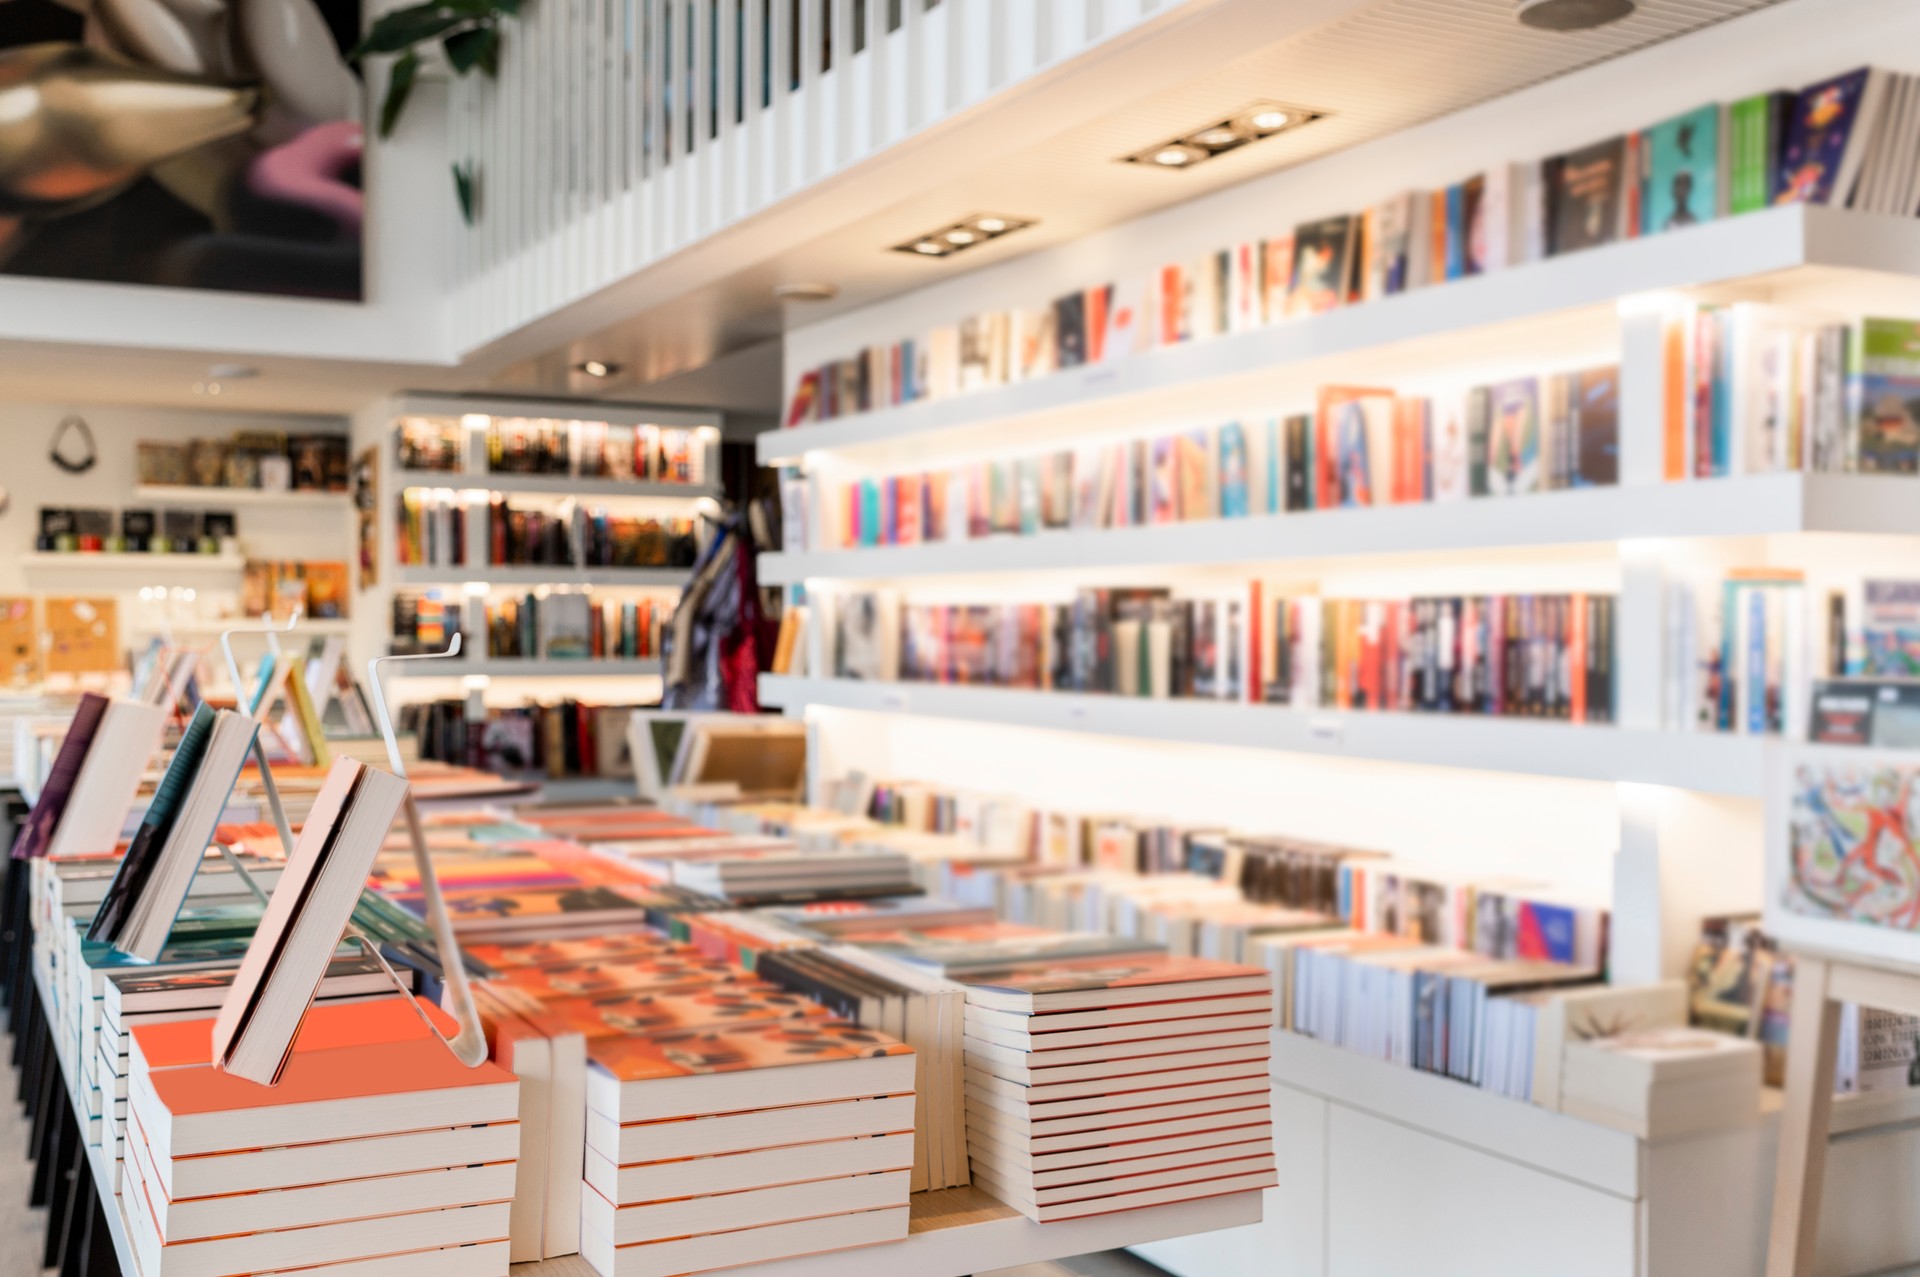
[
  {"left": 1123, "top": 101, "right": 1324, "bottom": 169},
  {"left": 892, "top": 215, "right": 1032, "bottom": 258},
  {"left": 576, "top": 360, "right": 620, "bottom": 378},
  {"left": 207, "top": 363, "right": 258, "bottom": 380},
  {"left": 773, "top": 281, "right": 839, "bottom": 301}
]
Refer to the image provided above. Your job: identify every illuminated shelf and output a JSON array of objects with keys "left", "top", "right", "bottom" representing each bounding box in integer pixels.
[
  {"left": 761, "top": 206, "right": 1920, "bottom": 467},
  {"left": 393, "top": 470, "right": 720, "bottom": 501},
  {"left": 762, "top": 473, "right": 1920, "bottom": 584},
  {"left": 21, "top": 553, "right": 246, "bottom": 573},
  {"left": 387, "top": 659, "right": 663, "bottom": 678},
  {"left": 131, "top": 485, "right": 350, "bottom": 507},
  {"left": 391, "top": 566, "right": 686, "bottom": 588},
  {"left": 759, "top": 675, "right": 1767, "bottom": 796}
]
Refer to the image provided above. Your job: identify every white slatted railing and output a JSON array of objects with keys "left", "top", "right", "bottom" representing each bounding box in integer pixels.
[{"left": 446, "top": 0, "right": 1169, "bottom": 354}]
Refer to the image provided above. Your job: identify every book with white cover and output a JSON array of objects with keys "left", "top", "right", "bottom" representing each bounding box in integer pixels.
[
  {"left": 970, "top": 1162, "right": 1275, "bottom": 1222},
  {"left": 213, "top": 758, "right": 410, "bottom": 1085},
  {"left": 43, "top": 698, "right": 170, "bottom": 860},
  {"left": 586, "top": 1094, "right": 917, "bottom": 1165},
  {"left": 582, "top": 1169, "right": 909, "bottom": 1245},
  {"left": 585, "top": 1132, "right": 914, "bottom": 1205},
  {"left": 964, "top": 1007, "right": 1273, "bottom": 1054},
  {"left": 579, "top": 1204, "right": 907, "bottom": 1277}
]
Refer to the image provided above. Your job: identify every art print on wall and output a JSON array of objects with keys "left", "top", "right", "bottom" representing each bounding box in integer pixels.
[
  {"left": 1766, "top": 744, "right": 1920, "bottom": 970},
  {"left": 0, "top": 0, "right": 363, "bottom": 298}
]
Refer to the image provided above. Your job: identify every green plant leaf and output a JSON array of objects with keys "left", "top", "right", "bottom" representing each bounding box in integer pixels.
[
  {"left": 442, "top": 25, "right": 499, "bottom": 75},
  {"left": 350, "top": 5, "right": 463, "bottom": 60},
  {"left": 378, "top": 49, "right": 421, "bottom": 138},
  {"left": 453, "top": 161, "right": 477, "bottom": 225}
]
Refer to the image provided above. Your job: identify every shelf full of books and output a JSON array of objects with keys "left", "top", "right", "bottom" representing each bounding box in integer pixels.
[
  {"left": 755, "top": 45, "right": 1920, "bottom": 1277},
  {"left": 763, "top": 204, "right": 1920, "bottom": 469}
]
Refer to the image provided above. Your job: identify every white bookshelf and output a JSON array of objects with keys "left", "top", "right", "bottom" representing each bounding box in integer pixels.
[
  {"left": 20, "top": 552, "right": 248, "bottom": 574},
  {"left": 131, "top": 485, "right": 351, "bottom": 508},
  {"left": 388, "top": 658, "right": 664, "bottom": 678},
  {"left": 763, "top": 473, "right": 1920, "bottom": 584},
  {"left": 762, "top": 205, "right": 1920, "bottom": 468},
  {"left": 390, "top": 565, "right": 690, "bottom": 589},
  {"left": 393, "top": 470, "right": 721, "bottom": 502},
  {"left": 762, "top": 675, "right": 1767, "bottom": 795}
]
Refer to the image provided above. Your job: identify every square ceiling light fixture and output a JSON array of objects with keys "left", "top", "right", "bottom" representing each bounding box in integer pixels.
[
  {"left": 892, "top": 214, "right": 1035, "bottom": 259},
  {"left": 1122, "top": 101, "right": 1325, "bottom": 169}
]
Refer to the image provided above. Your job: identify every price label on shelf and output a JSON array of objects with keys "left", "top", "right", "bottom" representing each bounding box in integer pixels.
[
  {"left": 1308, "top": 717, "right": 1344, "bottom": 746},
  {"left": 879, "top": 690, "right": 910, "bottom": 712}
]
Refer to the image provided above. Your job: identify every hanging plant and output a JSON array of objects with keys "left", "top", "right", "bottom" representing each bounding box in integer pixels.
[{"left": 350, "top": 0, "right": 522, "bottom": 139}]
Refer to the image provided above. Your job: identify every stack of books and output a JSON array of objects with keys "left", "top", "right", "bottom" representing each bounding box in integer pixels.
[
  {"left": 960, "top": 955, "right": 1277, "bottom": 1221},
  {"left": 632, "top": 844, "right": 917, "bottom": 905},
  {"left": 1558, "top": 1026, "right": 1762, "bottom": 1137},
  {"left": 124, "top": 1000, "right": 521, "bottom": 1277},
  {"left": 100, "top": 956, "right": 406, "bottom": 1187},
  {"left": 754, "top": 943, "right": 970, "bottom": 1190},
  {"left": 581, "top": 1020, "right": 916, "bottom": 1277}
]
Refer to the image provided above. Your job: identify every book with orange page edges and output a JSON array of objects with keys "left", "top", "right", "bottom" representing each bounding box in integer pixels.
[{"left": 124, "top": 997, "right": 521, "bottom": 1277}]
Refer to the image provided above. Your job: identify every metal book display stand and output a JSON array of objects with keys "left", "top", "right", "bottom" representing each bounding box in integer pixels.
[{"left": 189, "top": 619, "right": 488, "bottom": 1070}]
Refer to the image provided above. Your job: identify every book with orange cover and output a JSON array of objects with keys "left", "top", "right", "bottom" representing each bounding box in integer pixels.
[
  {"left": 464, "top": 935, "right": 672, "bottom": 972},
  {"left": 542, "top": 982, "right": 830, "bottom": 1040},
  {"left": 494, "top": 952, "right": 739, "bottom": 1002},
  {"left": 590, "top": 1020, "right": 912, "bottom": 1081},
  {"left": 134, "top": 1008, "right": 518, "bottom": 1160},
  {"left": 134, "top": 996, "right": 459, "bottom": 1073}
]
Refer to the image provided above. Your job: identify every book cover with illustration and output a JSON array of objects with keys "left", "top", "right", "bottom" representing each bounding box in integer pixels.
[
  {"left": 1546, "top": 137, "right": 1625, "bottom": 255},
  {"left": 1287, "top": 216, "right": 1355, "bottom": 316},
  {"left": 1783, "top": 759, "right": 1920, "bottom": 933},
  {"left": 588, "top": 1019, "right": 911, "bottom": 1083},
  {"left": 1218, "top": 424, "right": 1250, "bottom": 518},
  {"left": 1645, "top": 105, "right": 1720, "bottom": 232},
  {"left": 1857, "top": 317, "right": 1920, "bottom": 474},
  {"left": 1863, "top": 580, "right": 1920, "bottom": 676},
  {"left": 1487, "top": 378, "right": 1543, "bottom": 496},
  {"left": 1775, "top": 67, "right": 1872, "bottom": 205}
]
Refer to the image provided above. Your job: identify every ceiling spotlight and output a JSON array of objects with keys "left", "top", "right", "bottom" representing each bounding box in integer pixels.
[
  {"left": 1516, "top": 0, "right": 1634, "bottom": 29},
  {"left": 576, "top": 360, "right": 620, "bottom": 378},
  {"left": 207, "top": 363, "right": 259, "bottom": 380},
  {"left": 772, "top": 281, "right": 839, "bottom": 302},
  {"left": 1123, "top": 101, "right": 1323, "bottom": 169},
  {"left": 892, "top": 215, "right": 1032, "bottom": 258}
]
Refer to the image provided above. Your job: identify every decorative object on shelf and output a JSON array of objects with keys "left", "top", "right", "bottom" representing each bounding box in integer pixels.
[{"left": 48, "top": 414, "right": 96, "bottom": 474}]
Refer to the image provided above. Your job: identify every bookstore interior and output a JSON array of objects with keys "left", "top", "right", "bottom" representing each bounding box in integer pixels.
[{"left": 9, "top": 1, "right": 1920, "bottom": 1274}]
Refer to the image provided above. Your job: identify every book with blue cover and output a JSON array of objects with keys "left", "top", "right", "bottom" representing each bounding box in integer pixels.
[{"left": 1645, "top": 105, "right": 1720, "bottom": 233}]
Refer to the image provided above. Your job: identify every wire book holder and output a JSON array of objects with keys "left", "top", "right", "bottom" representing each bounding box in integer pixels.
[
  {"left": 365, "top": 635, "right": 491, "bottom": 1067},
  {"left": 204, "top": 620, "right": 485, "bottom": 1068}
]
